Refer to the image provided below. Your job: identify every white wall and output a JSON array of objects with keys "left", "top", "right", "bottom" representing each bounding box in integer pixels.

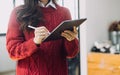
[
  {"left": 0, "top": 1, "right": 12, "bottom": 33},
  {"left": 80, "top": 0, "right": 120, "bottom": 75},
  {"left": 79, "top": 0, "right": 87, "bottom": 74},
  {"left": 0, "top": 35, "right": 16, "bottom": 72},
  {"left": 86, "top": 0, "right": 120, "bottom": 51}
]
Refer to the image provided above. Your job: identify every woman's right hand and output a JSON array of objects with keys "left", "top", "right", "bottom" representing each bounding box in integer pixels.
[{"left": 34, "top": 26, "right": 49, "bottom": 44}]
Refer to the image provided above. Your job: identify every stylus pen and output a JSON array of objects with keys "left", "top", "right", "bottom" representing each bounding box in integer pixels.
[
  {"left": 28, "top": 25, "right": 36, "bottom": 29},
  {"left": 28, "top": 25, "right": 51, "bottom": 34}
]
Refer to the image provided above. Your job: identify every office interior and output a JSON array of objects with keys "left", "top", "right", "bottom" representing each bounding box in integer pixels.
[
  {"left": 0, "top": 0, "right": 120, "bottom": 75},
  {"left": 0, "top": 0, "right": 80, "bottom": 75}
]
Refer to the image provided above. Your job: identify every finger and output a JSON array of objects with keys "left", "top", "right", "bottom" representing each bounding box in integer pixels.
[
  {"left": 64, "top": 30, "right": 75, "bottom": 37},
  {"left": 61, "top": 32, "right": 73, "bottom": 41},
  {"left": 35, "top": 26, "right": 49, "bottom": 33},
  {"left": 73, "top": 26, "right": 78, "bottom": 34},
  {"left": 35, "top": 30, "right": 44, "bottom": 34},
  {"left": 35, "top": 29, "right": 47, "bottom": 33},
  {"left": 41, "top": 26, "right": 49, "bottom": 31},
  {"left": 61, "top": 32, "right": 70, "bottom": 38},
  {"left": 36, "top": 34, "right": 47, "bottom": 41},
  {"left": 36, "top": 32, "right": 49, "bottom": 37},
  {"left": 35, "top": 29, "right": 49, "bottom": 35},
  {"left": 37, "top": 35, "right": 45, "bottom": 39}
]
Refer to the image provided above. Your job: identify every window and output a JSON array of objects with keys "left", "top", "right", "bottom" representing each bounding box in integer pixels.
[
  {"left": 58, "top": 0, "right": 79, "bottom": 19},
  {"left": 0, "top": 1, "right": 13, "bottom": 33}
]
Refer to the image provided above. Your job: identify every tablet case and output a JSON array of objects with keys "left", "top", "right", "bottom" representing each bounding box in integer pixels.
[{"left": 43, "top": 18, "right": 87, "bottom": 42}]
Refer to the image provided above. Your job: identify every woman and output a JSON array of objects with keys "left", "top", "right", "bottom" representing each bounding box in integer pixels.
[{"left": 6, "top": 0, "right": 79, "bottom": 75}]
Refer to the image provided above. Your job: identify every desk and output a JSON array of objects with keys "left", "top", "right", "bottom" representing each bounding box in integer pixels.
[{"left": 88, "top": 52, "right": 120, "bottom": 75}]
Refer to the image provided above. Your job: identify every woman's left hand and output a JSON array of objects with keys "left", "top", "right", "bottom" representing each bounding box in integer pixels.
[{"left": 61, "top": 26, "right": 78, "bottom": 41}]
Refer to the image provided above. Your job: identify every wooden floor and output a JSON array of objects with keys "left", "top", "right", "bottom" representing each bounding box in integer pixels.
[
  {"left": 0, "top": 70, "right": 15, "bottom": 75},
  {"left": 0, "top": 69, "right": 79, "bottom": 75}
]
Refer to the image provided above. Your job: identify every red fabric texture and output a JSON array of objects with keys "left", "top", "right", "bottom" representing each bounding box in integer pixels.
[{"left": 6, "top": 5, "right": 79, "bottom": 75}]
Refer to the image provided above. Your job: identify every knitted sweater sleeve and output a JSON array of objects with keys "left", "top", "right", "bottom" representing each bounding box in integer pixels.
[
  {"left": 6, "top": 8, "right": 38, "bottom": 60},
  {"left": 63, "top": 8, "right": 79, "bottom": 58}
]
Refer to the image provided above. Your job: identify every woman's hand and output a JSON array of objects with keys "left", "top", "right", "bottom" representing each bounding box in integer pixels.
[
  {"left": 61, "top": 26, "right": 78, "bottom": 41},
  {"left": 34, "top": 26, "right": 49, "bottom": 44}
]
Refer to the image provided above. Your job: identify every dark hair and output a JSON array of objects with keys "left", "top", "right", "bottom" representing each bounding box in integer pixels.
[{"left": 17, "top": 0, "right": 56, "bottom": 31}]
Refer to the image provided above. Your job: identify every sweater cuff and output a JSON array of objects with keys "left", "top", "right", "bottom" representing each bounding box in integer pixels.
[{"left": 24, "top": 38, "right": 40, "bottom": 54}]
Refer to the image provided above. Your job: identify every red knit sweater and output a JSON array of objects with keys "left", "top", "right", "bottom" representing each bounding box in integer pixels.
[{"left": 6, "top": 5, "right": 79, "bottom": 75}]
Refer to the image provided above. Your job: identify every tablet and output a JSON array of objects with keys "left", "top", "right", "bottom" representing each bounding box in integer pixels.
[{"left": 42, "top": 18, "right": 87, "bottom": 42}]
